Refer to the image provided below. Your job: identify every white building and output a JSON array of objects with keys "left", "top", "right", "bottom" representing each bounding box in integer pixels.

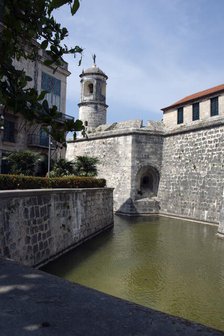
[{"left": 0, "top": 44, "right": 72, "bottom": 174}]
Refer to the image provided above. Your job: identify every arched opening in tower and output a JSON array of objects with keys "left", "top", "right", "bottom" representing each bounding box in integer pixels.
[
  {"left": 88, "top": 83, "right": 93, "bottom": 94},
  {"left": 84, "top": 81, "right": 94, "bottom": 96}
]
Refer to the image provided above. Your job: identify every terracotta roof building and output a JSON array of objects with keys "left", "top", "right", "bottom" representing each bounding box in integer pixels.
[{"left": 162, "top": 84, "right": 224, "bottom": 129}]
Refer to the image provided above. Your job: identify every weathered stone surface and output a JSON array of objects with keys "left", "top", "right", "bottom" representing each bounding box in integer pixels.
[
  {"left": 67, "top": 110, "right": 224, "bottom": 226},
  {"left": 0, "top": 188, "right": 113, "bottom": 267},
  {"left": 158, "top": 123, "right": 224, "bottom": 223},
  {"left": 217, "top": 198, "right": 224, "bottom": 237},
  {"left": 67, "top": 129, "right": 163, "bottom": 214}
]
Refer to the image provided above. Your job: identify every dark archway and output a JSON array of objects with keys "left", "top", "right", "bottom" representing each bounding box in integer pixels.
[{"left": 135, "top": 166, "right": 160, "bottom": 199}]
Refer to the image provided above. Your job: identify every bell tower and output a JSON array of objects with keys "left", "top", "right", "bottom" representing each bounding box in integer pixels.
[{"left": 78, "top": 57, "right": 108, "bottom": 132}]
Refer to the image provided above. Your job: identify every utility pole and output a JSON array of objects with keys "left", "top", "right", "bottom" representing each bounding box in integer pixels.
[{"left": 47, "top": 126, "right": 51, "bottom": 176}]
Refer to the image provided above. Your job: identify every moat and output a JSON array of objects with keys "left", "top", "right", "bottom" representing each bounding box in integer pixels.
[{"left": 43, "top": 215, "right": 224, "bottom": 332}]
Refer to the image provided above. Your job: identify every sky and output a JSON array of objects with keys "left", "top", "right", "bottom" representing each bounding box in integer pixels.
[{"left": 55, "top": 0, "right": 224, "bottom": 125}]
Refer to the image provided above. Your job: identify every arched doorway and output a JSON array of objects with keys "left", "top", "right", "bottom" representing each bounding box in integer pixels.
[{"left": 136, "top": 166, "right": 159, "bottom": 199}]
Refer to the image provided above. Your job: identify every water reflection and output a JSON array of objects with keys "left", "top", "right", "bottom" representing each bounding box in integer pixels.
[{"left": 43, "top": 215, "right": 224, "bottom": 331}]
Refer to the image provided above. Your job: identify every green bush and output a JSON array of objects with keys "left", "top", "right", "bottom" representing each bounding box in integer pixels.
[
  {"left": 49, "top": 158, "right": 75, "bottom": 177},
  {"left": 0, "top": 174, "right": 106, "bottom": 190},
  {"left": 49, "top": 156, "right": 100, "bottom": 178},
  {"left": 3, "top": 151, "right": 41, "bottom": 176},
  {"left": 74, "top": 156, "right": 99, "bottom": 176}
]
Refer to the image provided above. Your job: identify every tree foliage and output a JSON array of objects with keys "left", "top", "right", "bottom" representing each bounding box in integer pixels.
[
  {"left": 4, "top": 150, "right": 41, "bottom": 176},
  {"left": 0, "top": 0, "right": 85, "bottom": 144},
  {"left": 74, "top": 156, "right": 99, "bottom": 177},
  {"left": 49, "top": 156, "right": 99, "bottom": 177},
  {"left": 49, "top": 158, "right": 75, "bottom": 177}
]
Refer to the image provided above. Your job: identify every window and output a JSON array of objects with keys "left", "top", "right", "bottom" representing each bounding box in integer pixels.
[
  {"left": 211, "top": 97, "right": 219, "bottom": 116},
  {"left": 88, "top": 83, "right": 93, "bottom": 94},
  {"left": 39, "top": 128, "right": 49, "bottom": 147},
  {"left": 41, "top": 72, "right": 61, "bottom": 110},
  {"left": 1, "top": 152, "right": 11, "bottom": 174},
  {"left": 84, "top": 81, "right": 94, "bottom": 96},
  {"left": 3, "top": 120, "right": 15, "bottom": 142},
  {"left": 192, "top": 102, "right": 200, "bottom": 121},
  {"left": 177, "top": 107, "right": 184, "bottom": 124}
]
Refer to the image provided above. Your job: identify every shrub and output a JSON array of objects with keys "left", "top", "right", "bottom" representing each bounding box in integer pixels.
[
  {"left": 0, "top": 174, "right": 106, "bottom": 190},
  {"left": 49, "top": 158, "right": 75, "bottom": 177},
  {"left": 74, "top": 156, "right": 99, "bottom": 176},
  {"left": 3, "top": 151, "right": 41, "bottom": 176},
  {"left": 49, "top": 156, "right": 100, "bottom": 177}
]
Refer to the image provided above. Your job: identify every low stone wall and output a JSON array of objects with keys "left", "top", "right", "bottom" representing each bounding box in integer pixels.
[{"left": 0, "top": 188, "right": 113, "bottom": 267}]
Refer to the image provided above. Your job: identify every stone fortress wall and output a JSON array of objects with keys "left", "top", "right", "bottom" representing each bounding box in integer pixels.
[
  {"left": 67, "top": 127, "right": 134, "bottom": 212},
  {"left": 67, "top": 120, "right": 164, "bottom": 214},
  {"left": 158, "top": 119, "right": 224, "bottom": 224},
  {"left": 67, "top": 64, "right": 224, "bottom": 234},
  {"left": 67, "top": 118, "right": 224, "bottom": 225},
  {"left": 0, "top": 188, "right": 113, "bottom": 267}
]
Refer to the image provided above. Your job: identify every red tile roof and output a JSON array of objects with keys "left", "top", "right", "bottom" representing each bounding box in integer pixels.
[{"left": 162, "top": 84, "right": 224, "bottom": 112}]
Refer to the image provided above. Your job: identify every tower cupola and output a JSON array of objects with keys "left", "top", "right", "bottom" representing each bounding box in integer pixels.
[{"left": 78, "top": 57, "right": 108, "bottom": 132}]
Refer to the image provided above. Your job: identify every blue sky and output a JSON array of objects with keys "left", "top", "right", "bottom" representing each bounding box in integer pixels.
[{"left": 55, "top": 0, "right": 224, "bottom": 125}]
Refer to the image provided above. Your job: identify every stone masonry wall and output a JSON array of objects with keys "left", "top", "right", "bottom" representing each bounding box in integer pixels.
[
  {"left": 217, "top": 197, "right": 224, "bottom": 237},
  {"left": 66, "top": 132, "right": 133, "bottom": 212},
  {"left": 0, "top": 188, "right": 113, "bottom": 267},
  {"left": 158, "top": 122, "right": 224, "bottom": 223},
  {"left": 79, "top": 104, "right": 107, "bottom": 130},
  {"left": 67, "top": 129, "right": 164, "bottom": 214},
  {"left": 131, "top": 133, "right": 163, "bottom": 196}
]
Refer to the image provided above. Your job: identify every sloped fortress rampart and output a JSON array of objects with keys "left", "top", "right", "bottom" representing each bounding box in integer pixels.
[{"left": 66, "top": 65, "right": 224, "bottom": 235}]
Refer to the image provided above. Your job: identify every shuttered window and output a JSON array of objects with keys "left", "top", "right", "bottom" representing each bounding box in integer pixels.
[
  {"left": 177, "top": 107, "right": 184, "bottom": 124},
  {"left": 210, "top": 97, "right": 219, "bottom": 116},
  {"left": 3, "top": 120, "right": 15, "bottom": 142},
  {"left": 192, "top": 102, "right": 200, "bottom": 121}
]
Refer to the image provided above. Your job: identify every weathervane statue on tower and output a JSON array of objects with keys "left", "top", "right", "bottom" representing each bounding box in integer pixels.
[{"left": 92, "top": 54, "right": 96, "bottom": 67}]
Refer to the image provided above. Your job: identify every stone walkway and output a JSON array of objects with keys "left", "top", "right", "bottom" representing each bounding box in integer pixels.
[{"left": 0, "top": 258, "right": 223, "bottom": 336}]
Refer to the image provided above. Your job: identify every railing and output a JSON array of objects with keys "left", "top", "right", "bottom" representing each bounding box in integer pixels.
[
  {"left": 56, "top": 112, "right": 74, "bottom": 123},
  {"left": 27, "top": 134, "right": 56, "bottom": 149}
]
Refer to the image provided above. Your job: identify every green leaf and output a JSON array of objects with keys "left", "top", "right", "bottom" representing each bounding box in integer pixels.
[
  {"left": 38, "top": 91, "right": 47, "bottom": 101},
  {"left": 73, "top": 119, "right": 83, "bottom": 131},
  {"left": 71, "top": 0, "right": 80, "bottom": 15},
  {"left": 43, "top": 59, "right": 54, "bottom": 66},
  {"left": 41, "top": 40, "right": 48, "bottom": 49},
  {"left": 50, "top": 0, "right": 69, "bottom": 10},
  {"left": 42, "top": 99, "right": 49, "bottom": 111},
  {"left": 25, "top": 76, "right": 33, "bottom": 82},
  {"left": 74, "top": 46, "right": 83, "bottom": 53}
]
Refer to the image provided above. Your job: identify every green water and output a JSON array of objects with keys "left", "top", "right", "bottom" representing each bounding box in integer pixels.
[{"left": 43, "top": 215, "right": 224, "bottom": 331}]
